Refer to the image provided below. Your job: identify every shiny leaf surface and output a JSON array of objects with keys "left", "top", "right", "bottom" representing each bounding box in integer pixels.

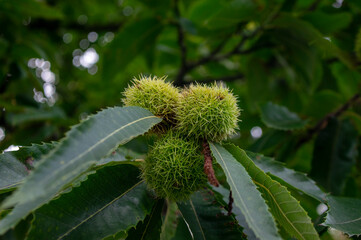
[
  {"left": 209, "top": 143, "right": 281, "bottom": 240},
  {"left": 0, "top": 107, "right": 161, "bottom": 234},
  {"left": 28, "top": 165, "right": 154, "bottom": 240}
]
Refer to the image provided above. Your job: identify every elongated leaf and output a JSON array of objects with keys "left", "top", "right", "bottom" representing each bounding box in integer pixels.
[
  {"left": 246, "top": 151, "right": 326, "bottom": 202},
  {"left": 160, "top": 201, "right": 179, "bottom": 240},
  {"left": 260, "top": 102, "right": 308, "bottom": 130},
  {"left": 0, "top": 143, "right": 55, "bottom": 193},
  {"left": 212, "top": 185, "right": 257, "bottom": 240},
  {"left": 103, "top": 18, "right": 163, "bottom": 81},
  {"left": 224, "top": 144, "right": 319, "bottom": 240},
  {"left": 27, "top": 165, "right": 154, "bottom": 240},
  {"left": 5, "top": 107, "right": 66, "bottom": 126},
  {"left": 188, "top": 0, "right": 256, "bottom": 29},
  {"left": 126, "top": 199, "right": 164, "bottom": 240},
  {"left": 209, "top": 143, "right": 281, "bottom": 240},
  {"left": 310, "top": 118, "right": 358, "bottom": 195},
  {"left": 0, "top": 143, "right": 140, "bottom": 193},
  {"left": 323, "top": 196, "right": 361, "bottom": 236},
  {"left": 302, "top": 12, "right": 352, "bottom": 35},
  {"left": 0, "top": 106, "right": 161, "bottom": 234},
  {"left": 177, "top": 189, "right": 244, "bottom": 240},
  {"left": 171, "top": 217, "right": 192, "bottom": 240}
]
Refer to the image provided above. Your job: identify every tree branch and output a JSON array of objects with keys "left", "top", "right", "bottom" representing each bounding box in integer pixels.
[
  {"left": 28, "top": 19, "right": 123, "bottom": 32},
  {"left": 296, "top": 93, "right": 361, "bottom": 148},
  {"left": 192, "top": 73, "right": 244, "bottom": 84},
  {"left": 173, "top": 0, "right": 188, "bottom": 86},
  {"left": 203, "top": 141, "right": 219, "bottom": 187}
]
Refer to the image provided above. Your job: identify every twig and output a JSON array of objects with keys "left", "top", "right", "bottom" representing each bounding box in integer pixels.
[
  {"left": 202, "top": 141, "right": 219, "bottom": 187},
  {"left": 29, "top": 19, "right": 123, "bottom": 32},
  {"left": 296, "top": 93, "right": 361, "bottom": 148},
  {"left": 308, "top": 0, "right": 322, "bottom": 11},
  {"left": 192, "top": 74, "right": 244, "bottom": 84},
  {"left": 228, "top": 190, "right": 234, "bottom": 216},
  {"left": 173, "top": 0, "right": 188, "bottom": 86},
  {"left": 187, "top": 34, "right": 233, "bottom": 70}
]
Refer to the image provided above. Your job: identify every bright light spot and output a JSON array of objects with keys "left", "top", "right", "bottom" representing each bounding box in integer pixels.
[
  {"left": 79, "top": 39, "right": 90, "bottom": 50},
  {"left": 0, "top": 127, "right": 5, "bottom": 141},
  {"left": 35, "top": 58, "right": 44, "bottom": 68},
  {"left": 104, "top": 32, "right": 114, "bottom": 42},
  {"left": 41, "top": 70, "right": 55, "bottom": 83},
  {"left": 77, "top": 15, "right": 88, "bottom": 25},
  {"left": 251, "top": 126, "right": 263, "bottom": 139},
  {"left": 63, "top": 33, "right": 73, "bottom": 44},
  {"left": 72, "top": 56, "right": 81, "bottom": 67},
  {"left": 3, "top": 145, "right": 20, "bottom": 152},
  {"left": 324, "top": 37, "right": 331, "bottom": 42},
  {"left": 28, "top": 58, "right": 36, "bottom": 68},
  {"left": 88, "top": 32, "right": 98, "bottom": 42},
  {"left": 44, "top": 83, "right": 56, "bottom": 98},
  {"left": 123, "top": 6, "right": 133, "bottom": 16},
  {"left": 42, "top": 61, "right": 51, "bottom": 70},
  {"left": 88, "top": 65, "right": 98, "bottom": 75},
  {"left": 316, "top": 203, "right": 328, "bottom": 215},
  {"left": 80, "top": 48, "right": 99, "bottom": 68},
  {"left": 332, "top": 0, "right": 343, "bottom": 8},
  {"left": 33, "top": 88, "right": 47, "bottom": 103},
  {"left": 29, "top": 58, "right": 57, "bottom": 105}
]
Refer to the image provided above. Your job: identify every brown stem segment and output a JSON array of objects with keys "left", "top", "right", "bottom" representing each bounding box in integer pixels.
[
  {"left": 228, "top": 190, "right": 234, "bottom": 216},
  {"left": 202, "top": 141, "right": 220, "bottom": 187}
]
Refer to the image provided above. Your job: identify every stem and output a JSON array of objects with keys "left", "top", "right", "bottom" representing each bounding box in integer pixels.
[
  {"left": 228, "top": 190, "right": 234, "bottom": 216},
  {"left": 296, "top": 93, "right": 361, "bottom": 148},
  {"left": 202, "top": 141, "right": 220, "bottom": 187}
]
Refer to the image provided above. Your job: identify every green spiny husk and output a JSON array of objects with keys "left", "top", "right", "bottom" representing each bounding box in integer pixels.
[
  {"left": 175, "top": 83, "right": 240, "bottom": 142},
  {"left": 142, "top": 131, "right": 207, "bottom": 201},
  {"left": 122, "top": 75, "right": 180, "bottom": 133}
]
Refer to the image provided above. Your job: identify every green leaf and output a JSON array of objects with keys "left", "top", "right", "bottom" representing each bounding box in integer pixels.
[
  {"left": 260, "top": 102, "right": 308, "bottom": 130},
  {"left": 95, "top": 146, "right": 144, "bottom": 169},
  {"left": 211, "top": 185, "right": 257, "bottom": 240},
  {"left": 188, "top": 0, "right": 256, "bottom": 29},
  {"left": 27, "top": 165, "right": 155, "bottom": 240},
  {"left": 0, "top": 143, "right": 140, "bottom": 193},
  {"left": 177, "top": 189, "right": 244, "bottom": 240},
  {"left": 224, "top": 144, "right": 320, "bottom": 240},
  {"left": 323, "top": 196, "right": 361, "bottom": 236},
  {"left": 209, "top": 143, "right": 281, "bottom": 240},
  {"left": 5, "top": 107, "right": 66, "bottom": 126},
  {"left": 246, "top": 151, "right": 326, "bottom": 202},
  {"left": 0, "top": 106, "right": 161, "bottom": 234},
  {"left": 171, "top": 217, "right": 193, "bottom": 240},
  {"left": 102, "top": 18, "right": 163, "bottom": 81},
  {"left": 310, "top": 118, "right": 358, "bottom": 195},
  {"left": 0, "top": 0, "right": 63, "bottom": 19},
  {"left": 302, "top": 12, "right": 352, "bottom": 35},
  {"left": 330, "top": 62, "right": 361, "bottom": 99},
  {"left": 272, "top": 13, "right": 357, "bottom": 69},
  {"left": 126, "top": 199, "right": 164, "bottom": 240},
  {"left": 0, "top": 143, "right": 56, "bottom": 193},
  {"left": 160, "top": 200, "right": 179, "bottom": 240}
]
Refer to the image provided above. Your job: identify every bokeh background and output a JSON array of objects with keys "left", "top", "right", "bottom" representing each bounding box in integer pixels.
[{"left": 1, "top": 0, "right": 361, "bottom": 213}]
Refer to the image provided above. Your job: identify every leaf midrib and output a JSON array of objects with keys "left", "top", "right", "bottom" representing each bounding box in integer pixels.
[
  {"left": 41, "top": 115, "right": 157, "bottom": 187},
  {"left": 254, "top": 181, "right": 306, "bottom": 240},
  {"left": 209, "top": 143, "right": 262, "bottom": 237},
  {"left": 57, "top": 180, "right": 144, "bottom": 239}
]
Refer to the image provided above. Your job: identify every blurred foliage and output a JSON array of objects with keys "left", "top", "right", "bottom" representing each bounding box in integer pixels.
[{"left": 1, "top": 0, "right": 361, "bottom": 237}]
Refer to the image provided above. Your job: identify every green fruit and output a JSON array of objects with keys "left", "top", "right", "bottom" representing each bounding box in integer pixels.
[
  {"left": 142, "top": 131, "right": 206, "bottom": 201},
  {"left": 122, "top": 75, "right": 180, "bottom": 131},
  {"left": 176, "top": 83, "right": 240, "bottom": 142}
]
